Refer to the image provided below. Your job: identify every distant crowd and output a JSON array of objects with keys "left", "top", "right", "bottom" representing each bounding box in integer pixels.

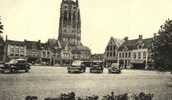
[{"left": 25, "top": 91, "right": 154, "bottom": 100}]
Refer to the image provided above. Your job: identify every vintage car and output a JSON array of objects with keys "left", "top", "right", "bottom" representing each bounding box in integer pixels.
[
  {"left": 1, "top": 59, "right": 31, "bottom": 73},
  {"left": 67, "top": 60, "right": 86, "bottom": 73},
  {"left": 90, "top": 61, "right": 104, "bottom": 73},
  {"left": 0, "top": 61, "right": 4, "bottom": 68},
  {"left": 108, "top": 63, "right": 121, "bottom": 73}
]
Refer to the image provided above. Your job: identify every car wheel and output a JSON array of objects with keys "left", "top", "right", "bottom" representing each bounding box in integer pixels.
[
  {"left": 108, "top": 71, "right": 110, "bottom": 73},
  {"left": 25, "top": 69, "right": 29, "bottom": 72},
  {"left": 10, "top": 68, "right": 14, "bottom": 73},
  {"left": 1, "top": 70, "right": 5, "bottom": 73},
  {"left": 82, "top": 69, "right": 84, "bottom": 73}
]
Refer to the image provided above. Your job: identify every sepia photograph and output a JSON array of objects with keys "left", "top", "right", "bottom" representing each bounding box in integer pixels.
[{"left": 0, "top": 0, "right": 172, "bottom": 100}]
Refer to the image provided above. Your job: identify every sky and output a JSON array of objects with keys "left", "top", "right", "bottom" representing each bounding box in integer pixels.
[{"left": 0, "top": 0, "right": 172, "bottom": 53}]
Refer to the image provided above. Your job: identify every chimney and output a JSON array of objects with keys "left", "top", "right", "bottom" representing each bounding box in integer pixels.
[
  {"left": 124, "top": 36, "right": 128, "bottom": 41},
  {"left": 139, "top": 35, "right": 143, "bottom": 39}
]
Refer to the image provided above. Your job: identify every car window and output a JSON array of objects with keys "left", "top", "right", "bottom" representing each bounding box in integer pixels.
[
  {"left": 8, "top": 59, "right": 17, "bottom": 64},
  {"left": 72, "top": 61, "right": 82, "bottom": 66},
  {"left": 17, "top": 60, "right": 26, "bottom": 63},
  {"left": 111, "top": 63, "right": 119, "bottom": 68}
]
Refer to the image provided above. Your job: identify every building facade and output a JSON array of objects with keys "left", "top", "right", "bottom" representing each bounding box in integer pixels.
[
  {"left": 3, "top": 37, "right": 62, "bottom": 65},
  {"left": 0, "top": 0, "right": 91, "bottom": 66},
  {"left": 118, "top": 35, "right": 153, "bottom": 69},
  {"left": 58, "top": 0, "right": 91, "bottom": 63},
  {"left": 5, "top": 40, "right": 27, "bottom": 61},
  {"left": 104, "top": 37, "right": 123, "bottom": 66},
  {"left": 58, "top": 0, "right": 81, "bottom": 46}
]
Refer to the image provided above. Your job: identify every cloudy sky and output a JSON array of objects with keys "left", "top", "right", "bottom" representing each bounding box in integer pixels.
[{"left": 0, "top": 0, "right": 172, "bottom": 53}]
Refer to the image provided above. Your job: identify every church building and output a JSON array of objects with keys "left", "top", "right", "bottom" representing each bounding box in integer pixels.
[{"left": 58, "top": 0, "right": 91, "bottom": 63}]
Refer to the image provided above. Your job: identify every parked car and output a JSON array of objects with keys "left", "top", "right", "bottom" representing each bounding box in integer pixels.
[
  {"left": 1, "top": 59, "right": 31, "bottom": 73},
  {"left": 0, "top": 61, "right": 4, "bottom": 72},
  {"left": 0, "top": 61, "right": 4, "bottom": 68},
  {"left": 67, "top": 60, "right": 86, "bottom": 73},
  {"left": 90, "top": 61, "right": 104, "bottom": 73},
  {"left": 108, "top": 63, "right": 121, "bottom": 73}
]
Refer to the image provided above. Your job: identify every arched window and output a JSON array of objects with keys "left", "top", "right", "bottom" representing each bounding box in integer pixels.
[
  {"left": 68, "top": 12, "right": 71, "bottom": 25},
  {"left": 73, "top": 12, "right": 76, "bottom": 28},
  {"left": 63, "top": 11, "right": 68, "bottom": 26}
]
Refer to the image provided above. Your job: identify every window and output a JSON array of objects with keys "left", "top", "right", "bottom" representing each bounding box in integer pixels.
[
  {"left": 125, "top": 53, "right": 128, "bottom": 58},
  {"left": 110, "top": 52, "right": 112, "bottom": 57},
  {"left": 128, "top": 52, "right": 131, "bottom": 58},
  {"left": 138, "top": 52, "right": 141, "bottom": 59},
  {"left": 133, "top": 52, "right": 136, "bottom": 59},
  {"left": 143, "top": 52, "right": 146, "bottom": 59},
  {"left": 43, "top": 51, "right": 46, "bottom": 57},
  {"left": 119, "top": 53, "right": 121, "bottom": 58},
  {"left": 110, "top": 46, "right": 113, "bottom": 51},
  {"left": 107, "top": 46, "right": 109, "bottom": 51},
  {"left": 122, "top": 53, "right": 125, "bottom": 58},
  {"left": 63, "top": 11, "right": 68, "bottom": 26},
  {"left": 113, "top": 51, "right": 116, "bottom": 57},
  {"left": 113, "top": 46, "right": 116, "bottom": 50},
  {"left": 20, "top": 51, "right": 24, "bottom": 55},
  {"left": 11, "top": 48, "right": 14, "bottom": 53},
  {"left": 47, "top": 52, "right": 50, "bottom": 57}
]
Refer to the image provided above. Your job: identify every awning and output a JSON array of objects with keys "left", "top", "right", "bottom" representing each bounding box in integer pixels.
[{"left": 131, "top": 60, "right": 145, "bottom": 64}]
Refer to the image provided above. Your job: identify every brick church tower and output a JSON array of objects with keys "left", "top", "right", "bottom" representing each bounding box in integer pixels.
[
  {"left": 58, "top": 0, "right": 91, "bottom": 61},
  {"left": 58, "top": 0, "right": 81, "bottom": 47}
]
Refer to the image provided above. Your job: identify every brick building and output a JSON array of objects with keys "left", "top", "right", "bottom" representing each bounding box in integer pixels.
[
  {"left": 104, "top": 37, "right": 123, "bottom": 66},
  {"left": 118, "top": 35, "right": 153, "bottom": 69}
]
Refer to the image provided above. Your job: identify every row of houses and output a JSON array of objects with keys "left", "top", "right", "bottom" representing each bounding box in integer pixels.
[
  {"left": 0, "top": 35, "right": 91, "bottom": 65},
  {"left": 93, "top": 35, "right": 155, "bottom": 69},
  {"left": 0, "top": 34, "right": 154, "bottom": 69}
]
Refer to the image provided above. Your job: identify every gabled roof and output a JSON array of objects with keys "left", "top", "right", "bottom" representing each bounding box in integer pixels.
[
  {"left": 24, "top": 40, "right": 41, "bottom": 50},
  {"left": 107, "top": 37, "right": 124, "bottom": 48},
  {"left": 47, "top": 39, "right": 62, "bottom": 49},
  {"left": 119, "top": 38, "right": 153, "bottom": 50},
  {"left": 119, "top": 39, "right": 138, "bottom": 50}
]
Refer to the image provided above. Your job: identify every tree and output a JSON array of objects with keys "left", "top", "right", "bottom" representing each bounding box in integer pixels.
[
  {"left": 0, "top": 16, "right": 3, "bottom": 34},
  {"left": 153, "top": 19, "right": 172, "bottom": 70}
]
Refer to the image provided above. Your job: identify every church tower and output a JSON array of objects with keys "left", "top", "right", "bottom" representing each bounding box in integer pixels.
[{"left": 58, "top": 0, "right": 81, "bottom": 47}]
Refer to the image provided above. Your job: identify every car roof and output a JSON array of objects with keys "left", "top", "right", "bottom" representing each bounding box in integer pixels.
[{"left": 16, "top": 59, "right": 26, "bottom": 61}]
